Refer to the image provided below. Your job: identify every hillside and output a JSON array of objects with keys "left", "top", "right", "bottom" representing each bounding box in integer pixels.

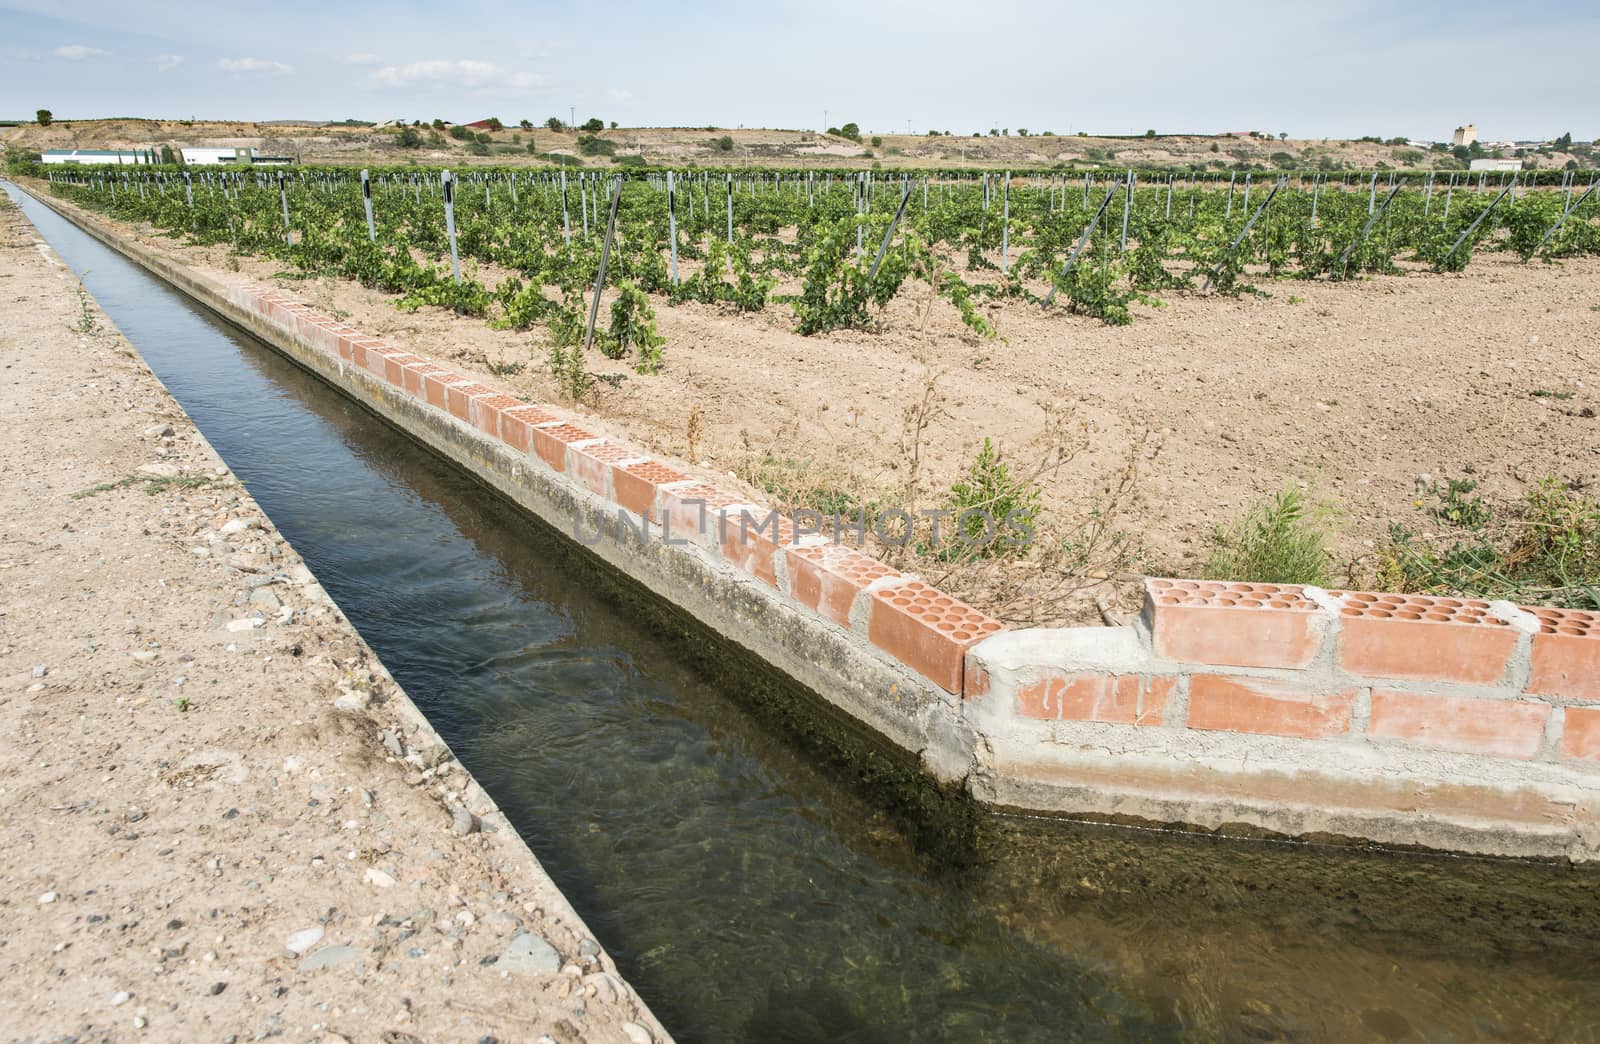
[{"left": 4, "top": 117, "right": 1593, "bottom": 172}]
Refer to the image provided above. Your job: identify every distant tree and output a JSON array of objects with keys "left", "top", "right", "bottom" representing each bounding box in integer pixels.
[
  {"left": 519, "top": 119, "right": 533, "bottom": 130},
  {"left": 431, "top": 118, "right": 445, "bottom": 130},
  {"left": 160, "top": 144, "right": 177, "bottom": 165},
  {"left": 609, "top": 120, "right": 618, "bottom": 129},
  {"left": 396, "top": 126, "right": 422, "bottom": 148},
  {"left": 1144, "top": 128, "right": 1155, "bottom": 138},
  {"left": 716, "top": 135, "right": 733, "bottom": 152},
  {"left": 870, "top": 135, "right": 882, "bottom": 147},
  {"left": 546, "top": 117, "right": 564, "bottom": 131},
  {"left": 581, "top": 117, "right": 603, "bottom": 132},
  {"left": 838, "top": 122, "right": 860, "bottom": 141},
  {"left": 484, "top": 117, "right": 503, "bottom": 131},
  {"left": 1209, "top": 143, "right": 1219, "bottom": 153},
  {"left": 1555, "top": 131, "right": 1573, "bottom": 150},
  {"left": 35, "top": 109, "right": 52, "bottom": 126},
  {"left": 1278, "top": 132, "right": 1288, "bottom": 141}
]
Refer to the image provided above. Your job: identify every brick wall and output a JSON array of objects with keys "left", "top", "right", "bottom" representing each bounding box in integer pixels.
[{"left": 228, "top": 283, "right": 1600, "bottom": 860}]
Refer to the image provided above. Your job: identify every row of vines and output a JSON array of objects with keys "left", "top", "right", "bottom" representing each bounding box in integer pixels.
[{"left": 25, "top": 163, "right": 1600, "bottom": 370}]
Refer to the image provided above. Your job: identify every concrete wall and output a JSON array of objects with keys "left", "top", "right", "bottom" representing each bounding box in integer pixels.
[{"left": 21, "top": 182, "right": 1600, "bottom": 863}]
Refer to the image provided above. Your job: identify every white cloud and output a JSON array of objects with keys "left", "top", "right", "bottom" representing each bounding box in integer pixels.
[
  {"left": 153, "top": 54, "right": 184, "bottom": 72},
  {"left": 341, "top": 52, "right": 380, "bottom": 65},
  {"left": 217, "top": 57, "right": 293, "bottom": 75},
  {"left": 55, "top": 44, "right": 108, "bottom": 60},
  {"left": 370, "top": 58, "right": 544, "bottom": 93}
]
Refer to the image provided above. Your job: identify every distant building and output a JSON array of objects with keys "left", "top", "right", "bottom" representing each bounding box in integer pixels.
[
  {"left": 1469, "top": 158, "right": 1521, "bottom": 172},
  {"left": 41, "top": 148, "right": 153, "bottom": 165},
  {"left": 250, "top": 155, "right": 295, "bottom": 166},
  {"left": 463, "top": 119, "right": 500, "bottom": 131},
  {"left": 1453, "top": 124, "right": 1478, "bottom": 147},
  {"left": 180, "top": 146, "right": 253, "bottom": 165}
]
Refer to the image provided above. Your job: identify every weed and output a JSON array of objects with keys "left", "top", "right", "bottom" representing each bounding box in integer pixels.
[
  {"left": 71, "top": 473, "right": 217, "bottom": 500},
  {"left": 174, "top": 697, "right": 191, "bottom": 713},
  {"left": 1287, "top": 294, "right": 1305, "bottom": 305},
  {"left": 686, "top": 402, "right": 705, "bottom": 463},
  {"left": 1530, "top": 389, "right": 1575, "bottom": 400},
  {"left": 1205, "top": 485, "right": 1335, "bottom": 586},
  {"left": 71, "top": 272, "right": 101, "bottom": 335},
  {"left": 1375, "top": 476, "right": 1600, "bottom": 608},
  {"left": 546, "top": 339, "right": 593, "bottom": 402},
  {"left": 486, "top": 358, "right": 525, "bottom": 377},
  {"left": 940, "top": 439, "right": 1042, "bottom": 561}
]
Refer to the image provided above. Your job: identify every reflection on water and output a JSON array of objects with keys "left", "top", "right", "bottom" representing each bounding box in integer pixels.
[{"left": 13, "top": 182, "right": 1600, "bottom": 1043}]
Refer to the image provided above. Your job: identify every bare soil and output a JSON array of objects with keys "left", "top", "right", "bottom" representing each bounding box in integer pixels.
[
  {"left": 0, "top": 190, "right": 665, "bottom": 1042},
  {"left": 24, "top": 182, "right": 1600, "bottom": 626}
]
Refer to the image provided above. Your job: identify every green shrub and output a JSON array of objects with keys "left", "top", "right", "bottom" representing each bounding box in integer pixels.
[
  {"left": 577, "top": 134, "right": 616, "bottom": 157},
  {"left": 941, "top": 438, "right": 1040, "bottom": 560},
  {"left": 1204, "top": 485, "right": 1334, "bottom": 586}
]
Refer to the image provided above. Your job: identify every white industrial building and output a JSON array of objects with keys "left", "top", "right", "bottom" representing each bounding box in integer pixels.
[
  {"left": 41, "top": 149, "right": 154, "bottom": 165},
  {"left": 1469, "top": 158, "right": 1521, "bottom": 172},
  {"left": 179, "top": 147, "right": 254, "bottom": 165}
]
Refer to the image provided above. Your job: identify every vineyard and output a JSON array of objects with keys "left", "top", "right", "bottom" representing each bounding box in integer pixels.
[
  {"left": 26, "top": 161, "right": 1600, "bottom": 355},
  {"left": 16, "top": 160, "right": 1600, "bottom": 625}
]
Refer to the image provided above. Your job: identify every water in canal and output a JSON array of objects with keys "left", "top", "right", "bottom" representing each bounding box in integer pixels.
[{"left": 10, "top": 182, "right": 1600, "bottom": 1043}]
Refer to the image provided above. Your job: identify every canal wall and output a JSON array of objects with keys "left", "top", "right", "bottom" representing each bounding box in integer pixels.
[{"left": 22, "top": 183, "right": 1600, "bottom": 863}]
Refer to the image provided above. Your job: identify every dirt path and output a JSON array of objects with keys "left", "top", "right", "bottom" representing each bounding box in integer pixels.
[{"left": 0, "top": 190, "right": 666, "bottom": 1042}]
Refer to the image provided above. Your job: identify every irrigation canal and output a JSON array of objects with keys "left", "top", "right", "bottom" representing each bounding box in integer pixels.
[{"left": 10, "top": 181, "right": 1600, "bottom": 1043}]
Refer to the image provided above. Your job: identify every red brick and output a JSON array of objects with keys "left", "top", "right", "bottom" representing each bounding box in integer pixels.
[
  {"left": 498, "top": 405, "right": 557, "bottom": 455},
  {"left": 422, "top": 372, "right": 463, "bottom": 411},
  {"left": 402, "top": 362, "right": 445, "bottom": 397},
  {"left": 471, "top": 393, "right": 524, "bottom": 439},
  {"left": 718, "top": 509, "right": 793, "bottom": 587},
  {"left": 1187, "top": 674, "right": 1355, "bottom": 739},
  {"left": 383, "top": 352, "right": 426, "bottom": 388},
  {"left": 529, "top": 423, "right": 596, "bottom": 473},
  {"left": 964, "top": 657, "right": 990, "bottom": 699},
  {"left": 612, "top": 460, "right": 690, "bottom": 518},
  {"left": 334, "top": 330, "right": 362, "bottom": 362},
  {"left": 658, "top": 484, "right": 742, "bottom": 547},
  {"left": 445, "top": 381, "right": 496, "bottom": 423},
  {"left": 1018, "top": 673, "right": 1172, "bottom": 725},
  {"left": 866, "top": 580, "right": 1003, "bottom": 694},
  {"left": 1368, "top": 691, "right": 1550, "bottom": 759},
  {"left": 785, "top": 544, "right": 897, "bottom": 629},
  {"left": 1146, "top": 579, "right": 1324, "bottom": 669},
  {"left": 1524, "top": 608, "right": 1600, "bottom": 699},
  {"left": 1339, "top": 612, "right": 1517, "bottom": 686},
  {"left": 1561, "top": 707, "right": 1600, "bottom": 762},
  {"left": 349, "top": 338, "right": 387, "bottom": 370},
  {"left": 363, "top": 344, "right": 399, "bottom": 380},
  {"left": 567, "top": 441, "right": 642, "bottom": 497}
]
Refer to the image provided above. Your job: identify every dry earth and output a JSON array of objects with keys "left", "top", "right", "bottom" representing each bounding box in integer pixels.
[
  {"left": 21, "top": 178, "right": 1599, "bottom": 627},
  {"left": 0, "top": 190, "right": 667, "bottom": 1042}
]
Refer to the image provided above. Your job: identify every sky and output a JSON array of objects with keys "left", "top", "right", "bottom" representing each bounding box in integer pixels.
[{"left": 2, "top": 0, "right": 1596, "bottom": 142}]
